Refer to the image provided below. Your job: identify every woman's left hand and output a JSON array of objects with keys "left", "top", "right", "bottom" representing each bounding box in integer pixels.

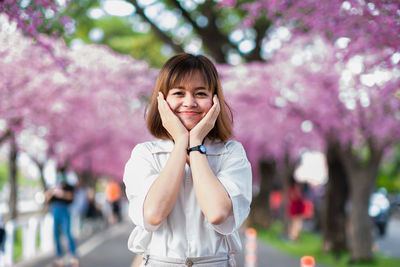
[{"left": 189, "top": 95, "right": 220, "bottom": 145}]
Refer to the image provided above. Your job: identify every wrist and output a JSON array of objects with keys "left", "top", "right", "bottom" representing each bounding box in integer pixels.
[
  {"left": 189, "top": 138, "right": 203, "bottom": 147},
  {"left": 174, "top": 137, "right": 189, "bottom": 148}
]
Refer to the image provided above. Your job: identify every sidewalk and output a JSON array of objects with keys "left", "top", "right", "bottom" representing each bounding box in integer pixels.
[{"left": 15, "top": 221, "right": 329, "bottom": 267}]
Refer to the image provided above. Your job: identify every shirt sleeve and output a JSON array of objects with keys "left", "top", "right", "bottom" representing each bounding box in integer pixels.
[
  {"left": 123, "top": 143, "right": 161, "bottom": 231},
  {"left": 209, "top": 141, "right": 252, "bottom": 235}
]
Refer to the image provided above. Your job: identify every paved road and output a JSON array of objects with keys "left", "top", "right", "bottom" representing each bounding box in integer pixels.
[
  {"left": 376, "top": 217, "right": 400, "bottom": 258},
  {"left": 17, "top": 221, "right": 330, "bottom": 267}
]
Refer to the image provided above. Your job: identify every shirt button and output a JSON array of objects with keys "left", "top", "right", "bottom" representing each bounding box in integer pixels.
[{"left": 185, "top": 259, "right": 193, "bottom": 266}]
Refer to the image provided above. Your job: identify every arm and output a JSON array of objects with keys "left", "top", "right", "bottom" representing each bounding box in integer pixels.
[
  {"left": 190, "top": 151, "right": 232, "bottom": 224},
  {"left": 45, "top": 185, "right": 74, "bottom": 202},
  {"left": 45, "top": 189, "right": 54, "bottom": 202},
  {"left": 189, "top": 95, "right": 232, "bottom": 224},
  {"left": 143, "top": 138, "right": 187, "bottom": 225},
  {"left": 143, "top": 93, "right": 188, "bottom": 226}
]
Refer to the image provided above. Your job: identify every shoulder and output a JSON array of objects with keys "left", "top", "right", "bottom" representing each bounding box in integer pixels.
[
  {"left": 205, "top": 139, "right": 246, "bottom": 156},
  {"left": 224, "top": 140, "right": 246, "bottom": 156},
  {"left": 131, "top": 139, "right": 172, "bottom": 155}
]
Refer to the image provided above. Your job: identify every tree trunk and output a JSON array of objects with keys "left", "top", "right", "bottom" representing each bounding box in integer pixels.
[
  {"left": 247, "top": 160, "right": 276, "bottom": 227},
  {"left": 347, "top": 168, "right": 375, "bottom": 261},
  {"left": 340, "top": 145, "right": 382, "bottom": 262},
  {"left": 8, "top": 135, "right": 18, "bottom": 220},
  {"left": 37, "top": 162, "right": 47, "bottom": 191},
  {"left": 322, "top": 142, "right": 349, "bottom": 253}
]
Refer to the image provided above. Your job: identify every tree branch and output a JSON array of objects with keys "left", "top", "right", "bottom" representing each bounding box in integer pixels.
[
  {"left": 246, "top": 17, "right": 270, "bottom": 62},
  {"left": 167, "top": 0, "right": 232, "bottom": 62},
  {"left": 0, "top": 129, "right": 11, "bottom": 144}
]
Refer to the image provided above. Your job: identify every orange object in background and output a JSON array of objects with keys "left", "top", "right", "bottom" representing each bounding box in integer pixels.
[
  {"left": 303, "top": 199, "right": 314, "bottom": 219},
  {"left": 270, "top": 190, "right": 282, "bottom": 209},
  {"left": 245, "top": 228, "right": 257, "bottom": 267},
  {"left": 106, "top": 180, "right": 121, "bottom": 203},
  {"left": 300, "top": 255, "right": 315, "bottom": 267}
]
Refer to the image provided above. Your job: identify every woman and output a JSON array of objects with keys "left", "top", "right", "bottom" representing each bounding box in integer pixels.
[{"left": 123, "top": 53, "right": 252, "bottom": 267}]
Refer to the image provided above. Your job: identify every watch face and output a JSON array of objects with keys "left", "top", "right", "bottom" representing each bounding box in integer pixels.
[{"left": 199, "top": 145, "right": 206, "bottom": 153}]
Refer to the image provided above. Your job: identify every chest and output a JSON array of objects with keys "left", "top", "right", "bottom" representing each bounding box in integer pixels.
[{"left": 154, "top": 153, "right": 222, "bottom": 180}]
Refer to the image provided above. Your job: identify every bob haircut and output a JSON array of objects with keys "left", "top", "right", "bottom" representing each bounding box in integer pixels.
[{"left": 146, "top": 53, "right": 233, "bottom": 142}]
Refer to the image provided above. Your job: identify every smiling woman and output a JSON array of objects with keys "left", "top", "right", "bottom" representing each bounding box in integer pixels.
[{"left": 123, "top": 53, "right": 252, "bottom": 266}]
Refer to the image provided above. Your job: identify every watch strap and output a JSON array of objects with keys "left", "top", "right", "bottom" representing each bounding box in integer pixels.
[{"left": 187, "top": 145, "right": 206, "bottom": 155}]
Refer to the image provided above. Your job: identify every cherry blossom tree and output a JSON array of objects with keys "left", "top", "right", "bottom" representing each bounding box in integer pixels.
[
  {"left": 263, "top": 35, "right": 400, "bottom": 260},
  {"left": 0, "top": 0, "right": 72, "bottom": 38},
  {"left": 220, "top": 0, "right": 400, "bottom": 58},
  {"left": 40, "top": 44, "right": 157, "bottom": 183},
  {"left": 0, "top": 16, "right": 70, "bottom": 218},
  {"left": 0, "top": 17, "right": 157, "bottom": 217},
  {"left": 219, "top": 62, "right": 323, "bottom": 229}
]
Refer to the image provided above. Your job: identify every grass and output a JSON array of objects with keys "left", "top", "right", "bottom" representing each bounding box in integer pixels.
[
  {"left": 256, "top": 221, "right": 400, "bottom": 267},
  {"left": 14, "top": 228, "right": 22, "bottom": 261}
]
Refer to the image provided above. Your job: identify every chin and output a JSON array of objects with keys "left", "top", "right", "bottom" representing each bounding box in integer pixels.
[
  {"left": 184, "top": 124, "right": 195, "bottom": 130},
  {"left": 183, "top": 121, "right": 198, "bottom": 130}
]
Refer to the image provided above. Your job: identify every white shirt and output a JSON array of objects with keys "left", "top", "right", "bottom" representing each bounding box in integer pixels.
[{"left": 123, "top": 139, "right": 252, "bottom": 259}]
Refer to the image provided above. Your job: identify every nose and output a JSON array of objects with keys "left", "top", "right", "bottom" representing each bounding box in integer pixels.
[{"left": 183, "top": 94, "right": 197, "bottom": 107}]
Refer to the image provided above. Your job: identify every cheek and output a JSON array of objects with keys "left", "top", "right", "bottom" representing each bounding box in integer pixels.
[
  {"left": 202, "top": 99, "right": 213, "bottom": 112},
  {"left": 165, "top": 98, "right": 178, "bottom": 111}
]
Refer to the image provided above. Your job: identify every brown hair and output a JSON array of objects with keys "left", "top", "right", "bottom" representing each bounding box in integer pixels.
[{"left": 146, "top": 53, "right": 233, "bottom": 142}]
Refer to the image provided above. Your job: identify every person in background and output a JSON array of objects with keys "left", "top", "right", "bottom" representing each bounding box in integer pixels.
[
  {"left": 288, "top": 179, "right": 306, "bottom": 241},
  {"left": 45, "top": 166, "right": 79, "bottom": 267},
  {"left": 0, "top": 215, "right": 5, "bottom": 267},
  {"left": 124, "top": 53, "right": 252, "bottom": 266},
  {"left": 105, "top": 180, "right": 122, "bottom": 224}
]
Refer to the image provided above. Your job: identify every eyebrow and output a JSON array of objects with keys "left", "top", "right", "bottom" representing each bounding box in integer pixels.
[{"left": 173, "top": 86, "right": 207, "bottom": 90}]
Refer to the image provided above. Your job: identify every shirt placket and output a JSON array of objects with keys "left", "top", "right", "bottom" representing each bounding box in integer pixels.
[{"left": 184, "top": 164, "right": 194, "bottom": 255}]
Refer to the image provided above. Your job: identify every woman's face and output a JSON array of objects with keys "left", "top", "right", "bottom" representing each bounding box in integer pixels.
[{"left": 166, "top": 71, "right": 213, "bottom": 130}]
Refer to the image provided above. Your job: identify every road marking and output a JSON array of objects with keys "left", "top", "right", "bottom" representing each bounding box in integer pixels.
[{"left": 78, "top": 223, "right": 130, "bottom": 256}]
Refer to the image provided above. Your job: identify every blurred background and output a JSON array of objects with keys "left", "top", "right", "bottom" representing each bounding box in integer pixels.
[{"left": 0, "top": 0, "right": 399, "bottom": 266}]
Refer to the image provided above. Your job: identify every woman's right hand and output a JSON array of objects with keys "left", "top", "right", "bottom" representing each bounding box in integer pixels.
[{"left": 157, "top": 92, "right": 188, "bottom": 143}]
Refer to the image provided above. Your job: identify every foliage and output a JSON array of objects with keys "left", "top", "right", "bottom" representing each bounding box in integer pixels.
[
  {"left": 0, "top": 0, "right": 72, "bottom": 40},
  {"left": 377, "top": 146, "right": 400, "bottom": 192},
  {"left": 0, "top": 163, "right": 38, "bottom": 190}
]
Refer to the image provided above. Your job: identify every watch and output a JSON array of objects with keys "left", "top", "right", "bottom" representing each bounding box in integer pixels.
[{"left": 187, "top": 145, "right": 207, "bottom": 155}]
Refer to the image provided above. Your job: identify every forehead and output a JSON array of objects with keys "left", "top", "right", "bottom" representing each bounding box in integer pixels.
[{"left": 169, "top": 69, "right": 209, "bottom": 89}]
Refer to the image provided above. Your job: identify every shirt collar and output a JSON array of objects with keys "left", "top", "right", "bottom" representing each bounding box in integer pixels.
[{"left": 150, "top": 138, "right": 228, "bottom": 155}]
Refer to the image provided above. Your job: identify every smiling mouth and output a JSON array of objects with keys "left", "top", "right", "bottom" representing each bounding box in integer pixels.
[{"left": 178, "top": 111, "right": 200, "bottom": 115}]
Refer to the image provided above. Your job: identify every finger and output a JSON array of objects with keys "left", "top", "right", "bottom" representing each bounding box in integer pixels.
[
  {"left": 213, "top": 94, "right": 219, "bottom": 105},
  {"left": 157, "top": 92, "right": 168, "bottom": 120},
  {"left": 213, "top": 95, "right": 220, "bottom": 114},
  {"left": 207, "top": 95, "right": 220, "bottom": 120},
  {"left": 200, "top": 105, "right": 218, "bottom": 126}
]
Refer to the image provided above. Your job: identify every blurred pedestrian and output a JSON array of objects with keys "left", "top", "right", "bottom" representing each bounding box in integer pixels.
[
  {"left": 0, "top": 215, "right": 5, "bottom": 267},
  {"left": 123, "top": 53, "right": 252, "bottom": 266},
  {"left": 105, "top": 180, "right": 122, "bottom": 224},
  {"left": 70, "top": 179, "right": 88, "bottom": 236},
  {"left": 45, "top": 166, "right": 79, "bottom": 267},
  {"left": 288, "top": 179, "right": 305, "bottom": 241}
]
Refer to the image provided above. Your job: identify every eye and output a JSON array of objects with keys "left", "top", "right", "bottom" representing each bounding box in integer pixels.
[
  {"left": 172, "top": 91, "right": 184, "bottom": 96},
  {"left": 196, "top": 92, "right": 208, "bottom": 96}
]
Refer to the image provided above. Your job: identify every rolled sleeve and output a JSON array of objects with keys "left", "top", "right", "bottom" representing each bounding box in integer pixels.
[
  {"left": 210, "top": 141, "right": 252, "bottom": 235},
  {"left": 123, "top": 143, "right": 161, "bottom": 231}
]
